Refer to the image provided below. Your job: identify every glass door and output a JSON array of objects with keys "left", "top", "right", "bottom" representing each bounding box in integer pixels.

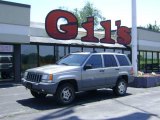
[
  {"left": 0, "top": 45, "right": 14, "bottom": 81},
  {"left": 0, "top": 53, "right": 14, "bottom": 81}
]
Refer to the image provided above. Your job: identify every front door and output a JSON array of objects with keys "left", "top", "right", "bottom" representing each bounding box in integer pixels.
[{"left": 82, "top": 55, "right": 105, "bottom": 89}]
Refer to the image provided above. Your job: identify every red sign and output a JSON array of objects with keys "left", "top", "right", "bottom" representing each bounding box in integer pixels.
[{"left": 45, "top": 9, "right": 131, "bottom": 45}]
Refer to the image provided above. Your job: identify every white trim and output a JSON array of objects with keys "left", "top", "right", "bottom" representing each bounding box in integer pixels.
[
  {"left": 0, "top": 34, "right": 29, "bottom": 43},
  {"left": 0, "top": 23, "right": 29, "bottom": 35},
  {"left": 138, "top": 39, "right": 160, "bottom": 51},
  {"left": 30, "top": 36, "right": 125, "bottom": 48}
]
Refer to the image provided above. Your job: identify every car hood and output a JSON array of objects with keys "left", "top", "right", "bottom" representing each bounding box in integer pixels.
[{"left": 26, "top": 64, "right": 81, "bottom": 74}]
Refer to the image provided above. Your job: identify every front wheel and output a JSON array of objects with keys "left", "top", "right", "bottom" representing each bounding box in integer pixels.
[
  {"left": 55, "top": 83, "right": 75, "bottom": 105},
  {"left": 30, "top": 90, "right": 47, "bottom": 98},
  {"left": 113, "top": 79, "right": 127, "bottom": 96}
]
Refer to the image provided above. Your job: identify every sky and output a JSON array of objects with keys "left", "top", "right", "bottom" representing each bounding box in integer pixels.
[{"left": 4, "top": 0, "right": 160, "bottom": 29}]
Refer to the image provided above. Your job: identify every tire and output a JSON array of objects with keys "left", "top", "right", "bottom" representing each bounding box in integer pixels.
[
  {"left": 30, "top": 90, "right": 47, "bottom": 98},
  {"left": 113, "top": 79, "right": 127, "bottom": 96},
  {"left": 55, "top": 83, "right": 75, "bottom": 105}
]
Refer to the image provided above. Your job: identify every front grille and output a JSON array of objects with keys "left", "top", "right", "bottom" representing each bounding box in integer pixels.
[{"left": 26, "top": 72, "right": 42, "bottom": 83}]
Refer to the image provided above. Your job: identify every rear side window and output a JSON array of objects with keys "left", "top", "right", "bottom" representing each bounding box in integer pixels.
[
  {"left": 103, "top": 55, "right": 117, "bottom": 67},
  {"left": 85, "top": 55, "right": 102, "bottom": 69},
  {"left": 116, "top": 55, "right": 130, "bottom": 66}
]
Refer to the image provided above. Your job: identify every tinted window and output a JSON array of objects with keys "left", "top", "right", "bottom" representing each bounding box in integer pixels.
[
  {"left": 116, "top": 55, "right": 130, "bottom": 66},
  {"left": 21, "top": 45, "right": 38, "bottom": 72},
  {"left": 70, "top": 47, "right": 82, "bottom": 53},
  {"left": 58, "top": 54, "right": 89, "bottom": 66},
  {"left": 85, "top": 55, "right": 102, "bottom": 69},
  {"left": 83, "top": 47, "right": 94, "bottom": 52},
  {"left": 39, "top": 45, "right": 55, "bottom": 66},
  {"left": 103, "top": 55, "right": 117, "bottom": 67},
  {"left": 56, "top": 46, "right": 68, "bottom": 61}
]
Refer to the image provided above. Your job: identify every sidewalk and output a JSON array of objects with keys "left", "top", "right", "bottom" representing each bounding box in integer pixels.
[{"left": 0, "top": 81, "right": 21, "bottom": 88}]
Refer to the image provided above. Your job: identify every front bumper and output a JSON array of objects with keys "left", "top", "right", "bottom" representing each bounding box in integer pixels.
[{"left": 22, "top": 78, "right": 58, "bottom": 94}]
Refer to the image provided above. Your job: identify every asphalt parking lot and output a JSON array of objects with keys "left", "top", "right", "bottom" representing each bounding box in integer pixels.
[{"left": 0, "top": 83, "right": 160, "bottom": 120}]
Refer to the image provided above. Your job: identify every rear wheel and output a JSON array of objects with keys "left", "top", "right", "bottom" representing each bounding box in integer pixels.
[
  {"left": 113, "top": 79, "right": 127, "bottom": 96},
  {"left": 30, "top": 90, "right": 47, "bottom": 98},
  {"left": 55, "top": 83, "right": 75, "bottom": 105}
]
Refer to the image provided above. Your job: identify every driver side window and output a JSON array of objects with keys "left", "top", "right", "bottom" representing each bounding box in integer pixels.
[{"left": 85, "top": 55, "right": 102, "bottom": 69}]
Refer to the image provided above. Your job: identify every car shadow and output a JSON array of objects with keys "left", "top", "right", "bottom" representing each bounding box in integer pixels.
[
  {"left": 17, "top": 89, "right": 131, "bottom": 110},
  {"left": 107, "top": 112, "right": 160, "bottom": 120}
]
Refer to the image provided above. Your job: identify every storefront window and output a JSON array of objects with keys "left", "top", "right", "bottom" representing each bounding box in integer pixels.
[
  {"left": 83, "top": 47, "right": 94, "bottom": 52},
  {"left": 159, "top": 53, "right": 160, "bottom": 71},
  {"left": 0, "top": 54, "right": 14, "bottom": 81},
  {"left": 21, "top": 45, "right": 38, "bottom": 72},
  {"left": 95, "top": 48, "right": 104, "bottom": 52},
  {"left": 124, "top": 50, "right": 131, "bottom": 61},
  {"left": 39, "top": 45, "right": 55, "bottom": 66},
  {"left": 0, "top": 45, "right": 14, "bottom": 81},
  {"left": 139, "top": 51, "right": 146, "bottom": 72},
  {"left": 153, "top": 52, "right": 158, "bottom": 72},
  {"left": 105, "top": 49, "right": 114, "bottom": 52},
  {"left": 70, "top": 47, "right": 82, "bottom": 53},
  {"left": 146, "top": 52, "right": 152, "bottom": 72},
  {"left": 115, "top": 49, "right": 122, "bottom": 53},
  {"left": 56, "top": 46, "right": 68, "bottom": 61}
]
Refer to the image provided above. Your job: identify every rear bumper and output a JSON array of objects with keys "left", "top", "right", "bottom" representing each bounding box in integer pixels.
[{"left": 22, "top": 78, "right": 58, "bottom": 94}]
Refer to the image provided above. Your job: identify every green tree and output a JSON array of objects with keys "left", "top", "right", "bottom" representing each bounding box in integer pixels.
[
  {"left": 73, "top": 1, "right": 106, "bottom": 29},
  {"left": 146, "top": 21, "right": 160, "bottom": 32},
  {"left": 60, "top": 1, "right": 106, "bottom": 29}
]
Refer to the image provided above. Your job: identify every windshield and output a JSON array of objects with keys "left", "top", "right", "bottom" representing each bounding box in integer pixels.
[{"left": 57, "top": 54, "right": 89, "bottom": 66}]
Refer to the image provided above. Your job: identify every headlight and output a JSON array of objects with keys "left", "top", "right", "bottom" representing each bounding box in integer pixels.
[
  {"left": 41, "top": 74, "right": 53, "bottom": 82},
  {"left": 24, "top": 72, "right": 28, "bottom": 79},
  {"left": 42, "top": 74, "right": 48, "bottom": 80}
]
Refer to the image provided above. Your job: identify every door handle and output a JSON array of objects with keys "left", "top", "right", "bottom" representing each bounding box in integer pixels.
[{"left": 115, "top": 68, "right": 119, "bottom": 70}]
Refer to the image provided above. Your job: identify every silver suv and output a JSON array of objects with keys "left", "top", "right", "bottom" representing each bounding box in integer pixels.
[{"left": 22, "top": 52, "right": 134, "bottom": 105}]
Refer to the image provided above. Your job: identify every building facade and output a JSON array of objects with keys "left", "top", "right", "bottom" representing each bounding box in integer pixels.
[{"left": 0, "top": 1, "right": 160, "bottom": 82}]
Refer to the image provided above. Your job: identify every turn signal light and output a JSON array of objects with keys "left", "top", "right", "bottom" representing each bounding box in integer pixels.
[{"left": 49, "top": 74, "right": 53, "bottom": 81}]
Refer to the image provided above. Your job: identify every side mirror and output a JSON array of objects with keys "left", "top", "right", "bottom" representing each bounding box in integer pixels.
[{"left": 84, "top": 64, "right": 92, "bottom": 70}]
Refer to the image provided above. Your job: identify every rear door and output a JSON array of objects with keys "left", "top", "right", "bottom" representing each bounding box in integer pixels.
[
  {"left": 115, "top": 54, "right": 132, "bottom": 75},
  {"left": 103, "top": 54, "right": 119, "bottom": 85}
]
